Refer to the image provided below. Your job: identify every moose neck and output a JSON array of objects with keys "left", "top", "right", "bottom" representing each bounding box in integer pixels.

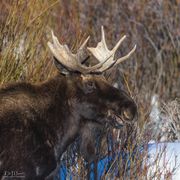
[{"left": 38, "top": 73, "right": 82, "bottom": 160}]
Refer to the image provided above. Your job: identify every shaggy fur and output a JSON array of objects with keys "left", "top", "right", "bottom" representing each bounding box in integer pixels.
[{"left": 0, "top": 73, "right": 137, "bottom": 179}]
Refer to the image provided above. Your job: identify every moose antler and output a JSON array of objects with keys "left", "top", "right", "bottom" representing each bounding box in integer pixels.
[
  {"left": 87, "top": 26, "right": 136, "bottom": 73},
  {"left": 48, "top": 31, "right": 108, "bottom": 74},
  {"left": 48, "top": 26, "right": 136, "bottom": 74}
]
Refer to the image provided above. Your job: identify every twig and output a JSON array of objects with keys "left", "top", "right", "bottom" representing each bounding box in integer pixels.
[{"left": 27, "top": 0, "right": 59, "bottom": 28}]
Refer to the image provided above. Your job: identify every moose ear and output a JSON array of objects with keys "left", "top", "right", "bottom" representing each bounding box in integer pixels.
[{"left": 53, "top": 57, "right": 70, "bottom": 75}]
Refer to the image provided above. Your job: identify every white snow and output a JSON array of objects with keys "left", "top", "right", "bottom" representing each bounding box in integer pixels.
[{"left": 146, "top": 142, "right": 180, "bottom": 180}]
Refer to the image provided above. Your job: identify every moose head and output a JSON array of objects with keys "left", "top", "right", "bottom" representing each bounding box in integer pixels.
[
  {"left": 47, "top": 26, "right": 137, "bottom": 128},
  {"left": 0, "top": 26, "right": 137, "bottom": 179}
]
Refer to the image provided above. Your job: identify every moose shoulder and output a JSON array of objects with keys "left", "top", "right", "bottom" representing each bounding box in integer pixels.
[{"left": 0, "top": 26, "right": 137, "bottom": 179}]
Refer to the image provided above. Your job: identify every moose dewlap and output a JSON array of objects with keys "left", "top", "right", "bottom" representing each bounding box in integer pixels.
[{"left": 0, "top": 26, "right": 137, "bottom": 179}]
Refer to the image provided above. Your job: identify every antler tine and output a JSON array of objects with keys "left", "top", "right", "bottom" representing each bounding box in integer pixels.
[
  {"left": 77, "top": 36, "right": 90, "bottom": 64},
  {"left": 79, "top": 36, "right": 90, "bottom": 49},
  {"left": 114, "top": 45, "right": 136, "bottom": 65},
  {"left": 101, "top": 26, "right": 107, "bottom": 50},
  {"left": 51, "top": 31, "right": 62, "bottom": 48},
  {"left": 112, "top": 35, "right": 126, "bottom": 53}
]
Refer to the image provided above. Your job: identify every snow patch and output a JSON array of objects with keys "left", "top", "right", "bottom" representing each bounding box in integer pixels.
[{"left": 146, "top": 143, "right": 180, "bottom": 179}]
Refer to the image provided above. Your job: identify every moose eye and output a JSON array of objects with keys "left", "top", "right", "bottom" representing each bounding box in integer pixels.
[
  {"left": 83, "top": 81, "right": 96, "bottom": 94},
  {"left": 122, "top": 108, "right": 133, "bottom": 121}
]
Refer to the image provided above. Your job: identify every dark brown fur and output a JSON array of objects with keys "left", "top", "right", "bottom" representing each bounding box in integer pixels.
[{"left": 0, "top": 73, "right": 137, "bottom": 179}]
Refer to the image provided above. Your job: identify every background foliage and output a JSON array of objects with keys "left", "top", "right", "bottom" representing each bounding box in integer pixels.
[{"left": 0, "top": 0, "right": 179, "bottom": 178}]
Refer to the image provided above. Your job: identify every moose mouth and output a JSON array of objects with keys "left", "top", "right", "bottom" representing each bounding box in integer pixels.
[{"left": 107, "top": 109, "right": 132, "bottom": 129}]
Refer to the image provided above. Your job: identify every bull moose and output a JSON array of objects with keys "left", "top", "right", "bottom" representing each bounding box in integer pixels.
[{"left": 0, "top": 26, "right": 137, "bottom": 179}]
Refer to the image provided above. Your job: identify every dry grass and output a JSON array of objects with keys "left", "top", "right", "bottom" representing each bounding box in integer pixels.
[
  {"left": 0, "top": 0, "right": 58, "bottom": 83},
  {"left": 0, "top": 0, "right": 179, "bottom": 179}
]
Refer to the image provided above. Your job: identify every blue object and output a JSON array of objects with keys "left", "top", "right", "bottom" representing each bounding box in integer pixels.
[
  {"left": 58, "top": 150, "right": 138, "bottom": 180},
  {"left": 58, "top": 143, "right": 180, "bottom": 179}
]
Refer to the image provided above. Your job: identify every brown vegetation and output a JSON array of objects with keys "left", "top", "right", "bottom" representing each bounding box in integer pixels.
[{"left": 0, "top": 0, "right": 179, "bottom": 179}]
